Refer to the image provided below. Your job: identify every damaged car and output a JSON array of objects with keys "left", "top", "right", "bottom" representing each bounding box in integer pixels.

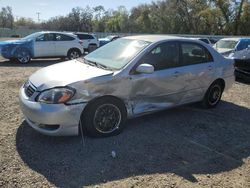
[
  {"left": 0, "top": 31, "right": 84, "bottom": 63},
  {"left": 19, "top": 35, "right": 235, "bottom": 137},
  {"left": 229, "top": 47, "right": 250, "bottom": 82}
]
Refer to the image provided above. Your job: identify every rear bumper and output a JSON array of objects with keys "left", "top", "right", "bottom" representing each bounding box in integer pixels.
[{"left": 19, "top": 87, "right": 87, "bottom": 136}]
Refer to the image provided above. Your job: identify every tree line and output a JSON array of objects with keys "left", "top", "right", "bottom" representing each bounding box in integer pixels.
[{"left": 1, "top": 0, "right": 250, "bottom": 35}]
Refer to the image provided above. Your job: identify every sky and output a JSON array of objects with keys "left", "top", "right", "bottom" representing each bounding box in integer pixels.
[{"left": 0, "top": 0, "right": 153, "bottom": 22}]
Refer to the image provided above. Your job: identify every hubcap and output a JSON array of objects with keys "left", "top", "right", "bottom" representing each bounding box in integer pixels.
[
  {"left": 70, "top": 51, "right": 80, "bottom": 59},
  {"left": 208, "top": 85, "right": 221, "bottom": 105},
  {"left": 93, "top": 104, "right": 121, "bottom": 134},
  {"left": 17, "top": 51, "right": 30, "bottom": 63}
]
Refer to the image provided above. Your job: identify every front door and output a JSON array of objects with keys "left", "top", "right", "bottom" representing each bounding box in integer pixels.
[
  {"left": 129, "top": 41, "right": 187, "bottom": 115},
  {"left": 33, "top": 33, "right": 55, "bottom": 57}
]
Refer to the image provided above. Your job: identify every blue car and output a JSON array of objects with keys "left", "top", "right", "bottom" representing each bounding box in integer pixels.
[
  {"left": 214, "top": 37, "right": 250, "bottom": 57},
  {"left": 0, "top": 31, "right": 84, "bottom": 63},
  {"left": 99, "top": 35, "right": 120, "bottom": 47}
]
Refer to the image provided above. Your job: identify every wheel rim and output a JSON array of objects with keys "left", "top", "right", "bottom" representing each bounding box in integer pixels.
[
  {"left": 93, "top": 104, "right": 122, "bottom": 134},
  {"left": 208, "top": 85, "right": 221, "bottom": 106},
  {"left": 69, "top": 51, "right": 80, "bottom": 59},
  {"left": 17, "top": 51, "right": 30, "bottom": 63}
]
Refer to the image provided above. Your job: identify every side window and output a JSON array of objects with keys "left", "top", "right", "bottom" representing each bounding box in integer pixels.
[
  {"left": 77, "top": 34, "right": 94, "bottom": 40},
  {"left": 36, "top": 33, "right": 54, "bottom": 42},
  {"left": 55, "top": 34, "right": 74, "bottom": 41},
  {"left": 140, "top": 42, "right": 180, "bottom": 71},
  {"left": 181, "top": 43, "right": 213, "bottom": 65}
]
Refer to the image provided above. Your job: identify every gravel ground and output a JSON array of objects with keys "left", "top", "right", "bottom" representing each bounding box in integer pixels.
[{"left": 0, "top": 57, "right": 250, "bottom": 188}]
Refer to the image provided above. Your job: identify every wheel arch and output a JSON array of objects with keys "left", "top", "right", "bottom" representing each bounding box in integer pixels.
[
  {"left": 67, "top": 48, "right": 82, "bottom": 56},
  {"left": 81, "top": 95, "right": 128, "bottom": 118}
]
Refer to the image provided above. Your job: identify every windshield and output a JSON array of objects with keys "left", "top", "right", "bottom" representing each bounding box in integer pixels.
[
  {"left": 22, "top": 33, "right": 40, "bottom": 40},
  {"left": 216, "top": 40, "right": 238, "bottom": 49},
  {"left": 83, "top": 38, "right": 151, "bottom": 70}
]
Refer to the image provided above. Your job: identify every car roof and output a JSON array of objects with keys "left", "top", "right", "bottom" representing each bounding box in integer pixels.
[
  {"left": 123, "top": 35, "right": 183, "bottom": 42},
  {"left": 220, "top": 38, "right": 242, "bottom": 41}
]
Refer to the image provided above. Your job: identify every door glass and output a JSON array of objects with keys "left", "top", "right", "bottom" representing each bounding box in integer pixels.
[
  {"left": 36, "top": 33, "right": 54, "bottom": 42},
  {"left": 140, "top": 42, "right": 180, "bottom": 71},
  {"left": 181, "top": 43, "right": 213, "bottom": 65},
  {"left": 55, "top": 34, "right": 74, "bottom": 41}
]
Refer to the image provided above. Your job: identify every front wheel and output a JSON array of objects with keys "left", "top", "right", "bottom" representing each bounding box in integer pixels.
[
  {"left": 81, "top": 98, "right": 127, "bottom": 137},
  {"left": 202, "top": 81, "right": 224, "bottom": 108},
  {"left": 16, "top": 49, "right": 31, "bottom": 64}
]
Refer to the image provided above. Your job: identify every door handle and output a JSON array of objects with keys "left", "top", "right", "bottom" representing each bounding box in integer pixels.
[{"left": 208, "top": 65, "right": 213, "bottom": 70}]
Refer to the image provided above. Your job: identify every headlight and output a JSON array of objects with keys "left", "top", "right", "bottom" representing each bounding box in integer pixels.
[{"left": 37, "top": 87, "right": 75, "bottom": 104}]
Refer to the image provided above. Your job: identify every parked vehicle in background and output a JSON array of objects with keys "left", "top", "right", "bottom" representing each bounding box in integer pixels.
[
  {"left": 74, "top": 32, "right": 99, "bottom": 53},
  {"left": 214, "top": 38, "right": 250, "bottom": 57},
  {"left": 19, "top": 35, "right": 234, "bottom": 137},
  {"left": 99, "top": 35, "right": 120, "bottom": 46},
  {"left": 190, "top": 37, "right": 212, "bottom": 45},
  {"left": 0, "top": 31, "right": 83, "bottom": 63},
  {"left": 229, "top": 47, "right": 250, "bottom": 82}
]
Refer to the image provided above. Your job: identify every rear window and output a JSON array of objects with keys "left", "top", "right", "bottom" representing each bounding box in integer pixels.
[
  {"left": 55, "top": 34, "right": 75, "bottom": 41},
  {"left": 76, "top": 34, "right": 94, "bottom": 40},
  {"left": 181, "top": 42, "right": 213, "bottom": 65}
]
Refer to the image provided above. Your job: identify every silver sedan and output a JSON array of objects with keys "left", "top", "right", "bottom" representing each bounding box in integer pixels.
[{"left": 19, "top": 35, "right": 235, "bottom": 137}]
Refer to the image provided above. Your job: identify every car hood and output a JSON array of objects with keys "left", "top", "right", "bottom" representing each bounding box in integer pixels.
[
  {"left": 0, "top": 39, "right": 29, "bottom": 46},
  {"left": 29, "top": 59, "right": 113, "bottom": 91}
]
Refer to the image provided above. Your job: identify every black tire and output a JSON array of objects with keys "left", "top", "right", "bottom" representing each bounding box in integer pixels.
[
  {"left": 88, "top": 44, "right": 97, "bottom": 53},
  {"left": 202, "top": 81, "right": 224, "bottom": 108},
  {"left": 81, "top": 97, "right": 127, "bottom": 137},
  {"left": 15, "top": 48, "right": 31, "bottom": 64},
  {"left": 67, "top": 49, "right": 81, "bottom": 60}
]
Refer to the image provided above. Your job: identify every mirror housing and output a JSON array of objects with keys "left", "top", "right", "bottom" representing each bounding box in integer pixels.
[{"left": 136, "top": 63, "right": 154, "bottom": 74}]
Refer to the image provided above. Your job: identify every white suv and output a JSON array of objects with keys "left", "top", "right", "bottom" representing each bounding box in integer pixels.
[
  {"left": 0, "top": 31, "right": 84, "bottom": 63},
  {"left": 74, "top": 33, "right": 99, "bottom": 52}
]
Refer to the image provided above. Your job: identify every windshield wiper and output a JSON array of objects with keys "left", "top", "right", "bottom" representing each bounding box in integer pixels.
[{"left": 83, "top": 58, "right": 113, "bottom": 71}]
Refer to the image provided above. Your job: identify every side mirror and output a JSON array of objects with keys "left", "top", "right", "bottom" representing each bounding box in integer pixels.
[{"left": 136, "top": 63, "right": 154, "bottom": 74}]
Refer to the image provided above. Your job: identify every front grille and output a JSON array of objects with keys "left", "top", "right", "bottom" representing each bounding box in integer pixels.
[{"left": 24, "top": 82, "right": 36, "bottom": 97}]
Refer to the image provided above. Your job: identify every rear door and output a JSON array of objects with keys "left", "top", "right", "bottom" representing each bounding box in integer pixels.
[
  {"left": 178, "top": 42, "right": 215, "bottom": 102},
  {"left": 33, "top": 33, "right": 55, "bottom": 57},
  {"left": 54, "top": 33, "right": 76, "bottom": 56}
]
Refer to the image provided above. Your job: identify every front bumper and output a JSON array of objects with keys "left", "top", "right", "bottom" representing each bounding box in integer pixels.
[
  {"left": 235, "top": 68, "right": 250, "bottom": 81},
  {"left": 19, "top": 87, "right": 87, "bottom": 136}
]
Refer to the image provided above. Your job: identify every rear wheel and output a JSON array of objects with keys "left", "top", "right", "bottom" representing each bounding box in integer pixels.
[
  {"left": 202, "top": 81, "right": 224, "bottom": 108},
  {"left": 88, "top": 44, "right": 97, "bottom": 53},
  {"left": 67, "top": 49, "right": 81, "bottom": 60},
  {"left": 81, "top": 97, "right": 127, "bottom": 137}
]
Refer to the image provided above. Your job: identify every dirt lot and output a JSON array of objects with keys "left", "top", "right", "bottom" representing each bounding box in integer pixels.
[{"left": 0, "top": 57, "right": 250, "bottom": 188}]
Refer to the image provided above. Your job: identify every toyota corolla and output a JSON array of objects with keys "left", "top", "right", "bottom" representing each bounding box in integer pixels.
[{"left": 19, "top": 35, "right": 235, "bottom": 137}]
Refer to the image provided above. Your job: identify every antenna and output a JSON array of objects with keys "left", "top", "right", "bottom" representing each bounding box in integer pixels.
[{"left": 36, "top": 12, "right": 41, "bottom": 22}]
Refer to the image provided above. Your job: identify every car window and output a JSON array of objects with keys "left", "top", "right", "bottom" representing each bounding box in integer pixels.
[
  {"left": 181, "top": 42, "right": 213, "bottom": 65},
  {"left": 236, "top": 40, "right": 250, "bottom": 51},
  {"left": 140, "top": 42, "right": 180, "bottom": 71},
  {"left": 55, "top": 34, "right": 74, "bottom": 41},
  {"left": 77, "top": 34, "right": 94, "bottom": 40},
  {"left": 36, "top": 33, "right": 54, "bottom": 42}
]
